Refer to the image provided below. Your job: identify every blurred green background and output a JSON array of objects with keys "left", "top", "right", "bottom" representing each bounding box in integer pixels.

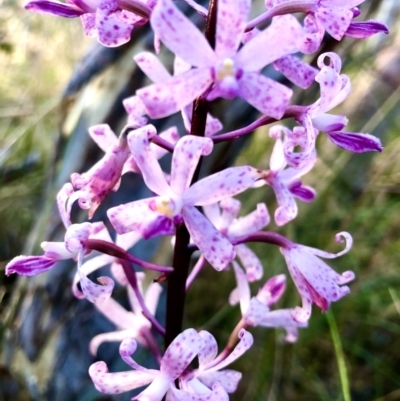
[{"left": 0, "top": 0, "right": 399, "bottom": 400}]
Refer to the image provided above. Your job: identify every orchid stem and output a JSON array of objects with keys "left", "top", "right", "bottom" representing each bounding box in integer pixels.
[{"left": 164, "top": 0, "right": 218, "bottom": 348}]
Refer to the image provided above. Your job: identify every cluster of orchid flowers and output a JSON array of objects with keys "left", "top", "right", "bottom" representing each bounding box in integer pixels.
[{"left": 6, "top": 0, "right": 388, "bottom": 399}]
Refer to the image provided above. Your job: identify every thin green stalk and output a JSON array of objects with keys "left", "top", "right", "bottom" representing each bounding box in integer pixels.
[{"left": 326, "top": 310, "right": 351, "bottom": 401}]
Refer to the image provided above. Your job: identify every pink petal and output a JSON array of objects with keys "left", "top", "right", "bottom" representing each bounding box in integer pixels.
[
  {"left": 242, "top": 297, "right": 270, "bottom": 326},
  {"left": 119, "top": 338, "right": 155, "bottom": 372},
  {"left": 78, "top": 253, "right": 115, "bottom": 304},
  {"left": 182, "top": 206, "right": 235, "bottom": 271},
  {"left": 127, "top": 125, "right": 171, "bottom": 195},
  {"left": 151, "top": 0, "right": 216, "bottom": 68},
  {"left": 184, "top": 166, "right": 261, "bottom": 206},
  {"left": 215, "top": 0, "right": 251, "bottom": 59},
  {"left": 228, "top": 203, "right": 270, "bottom": 239},
  {"left": 89, "top": 361, "right": 155, "bottom": 394},
  {"left": 198, "top": 331, "right": 218, "bottom": 367},
  {"left": 107, "top": 197, "right": 173, "bottom": 237},
  {"left": 170, "top": 136, "right": 213, "bottom": 195},
  {"left": 88, "top": 124, "right": 118, "bottom": 153},
  {"left": 267, "top": 174, "right": 298, "bottom": 226},
  {"left": 326, "top": 131, "right": 383, "bottom": 153},
  {"left": 144, "top": 282, "right": 163, "bottom": 316},
  {"left": 5, "top": 255, "right": 57, "bottom": 276},
  {"left": 96, "top": 4, "right": 134, "bottom": 47},
  {"left": 90, "top": 329, "right": 137, "bottom": 356},
  {"left": 137, "top": 68, "right": 213, "bottom": 119},
  {"left": 218, "top": 197, "right": 241, "bottom": 229},
  {"left": 231, "top": 261, "right": 250, "bottom": 315},
  {"left": 123, "top": 95, "right": 148, "bottom": 121},
  {"left": 205, "top": 329, "right": 253, "bottom": 373},
  {"left": 235, "top": 244, "right": 263, "bottom": 282},
  {"left": 256, "top": 274, "right": 286, "bottom": 306},
  {"left": 25, "top": 0, "right": 84, "bottom": 17},
  {"left": 57, "top": 183, "right": 74, "bottom": 228},
  {"left": 95, "top": 297, "right": 136, "bottom": 330},
  {"left": 315, "top": 6, "right": 353, "bottom": 40},
  {"left": 274, "top": 55, "right": 318, "bottom": 89},
  {"left": 134, "top": 51, "right": 172, "bottom": 83},
  {"left": 72, "top": 254, "right": 114, "bottom": 299},
  {"left": 269, "top": 135, "right": 287, "bottom": 172},
  {"left": 161, "top": 328, "right": 203, "bottom": 379},
  {"left": 235, "top": 15, "right": 302, "bottom": 71},
  {"left": 198, "top": 370, "right": 242, "bottom": 394},
  {"left": 80, "top": 13, "right": 96, "bottom": 37},
  {"left": 238, "top": 71, "right": 292, "bottom": 119}
]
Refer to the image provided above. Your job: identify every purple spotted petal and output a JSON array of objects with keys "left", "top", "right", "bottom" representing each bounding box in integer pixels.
[
  {"left": 238, "top": 71, "right": 292, "bottom": 119},
  {"left": 5, "top": 255, "right": 57, "bottom": 276},
  {"left": 235, "top": 15, "right": 302, "bottom": 72},
  {"left": 182, "top": 206, "right": 235, "bottom": 271},
  {"left": 161, "top": 328, "right": 203, "bottom": 379},
  {"left": 137, "top": 68, "right": 213, "bottom": 119},
  {"left": 107, "top": 197, "right": 175, "bottom": 237},
  {"left": 89, "top": 361, "right": 155, "bottom": 394},
  {"left": 256, "top": 274, "right": 286, "bottom": 306},
  {"left": 198, "top": 370, "right": 242, "bottom": 394},
  {"left": 151, "top": 0, "right": 216, "bottom": 68},
  {"left": 315, "top": 6, "right": 353, "bottom": 40},
  {"left": 218, "top": 198, "right": 241, "bottom": 229},
  {"left": 96, "top": 4, "right": 134, "bottom": 47},
  {"left": 326, "top": 131, "right": 383, "bottom": 153},
  {"left": 198, "top": 331, "right": 218, "bottom": 366},
  {"left": 88, "top": 124, "right": 118, "bottom": 153},
  {"left": 215, "top": 0, "right": 251, "bottom": 59},
  {"left": 170, "top": 136, "right": 213, "bottom": 195},
  {"left": 228, "top": 203, "right": 270, "bottom": 239},
  {"left": 184, "top": 166, "right": 261, "bottom": 206},
  {"left": 205, "top": 329, "right": 253, "bottom": 372},
  {"left": 25, "top": 0, "right": 84, "bottom": 17},
  {"left": 134, "top": 51, "right": 171, "bottom": 83},
  {"left": 235, "top": 244, "right": 263, "bottom": 282},
  {"left": 345, "top": 20, "right": 389, "bottom": 38},
  {"left": 127, "top": 125, "right": 170, "bottom": 195},
  {"left": 81, "top": 13, "right": 96, "bottom": 37},
  {"left": 274, "top": 55, "right": 318, "bottom": 89},
  {"left": 267, "top": 173, "right": 298, "bottom": 226}
]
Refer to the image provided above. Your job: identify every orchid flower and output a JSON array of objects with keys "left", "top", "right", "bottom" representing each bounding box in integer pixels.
[
  {"left": 124, "top": 53, "right": 223, "bottom": 136},
  {"left": 285, "top": 52, "right": 382, "bottom": 168},
  {"left": 89, "top": 272, "right": 162, "bottom": 356},
  {"left": 281, "top": 232, "right": 356, "bottom": 322},
  {"left": 24, "top": 0, "right": 155, "bottom": 46},
  {"left": 180, "top": 329, "right": 253, "bottom": 395},
  {"left": 68, "top": 123, "right": 179, "bottom": 219},
  {"left": 230, "top": 263, "right": 307, "bottom": 342},
  {"left": 203, "top": 198, "right": 270, "bottom": 281},
  {"left": 89, "top": 329, "right": 206, "bottom": 399},
  {"left": 6, "top": 183, "right": 115, "bottom": 303},
  {"left": 108, "top": 125, "right": 264, "bottom": 271},
  {"left": 258, "top": 126, "right": 316, "bottom": 226},
  {"left": 136, "top": 0, "right": 307, "bottom": 119}
]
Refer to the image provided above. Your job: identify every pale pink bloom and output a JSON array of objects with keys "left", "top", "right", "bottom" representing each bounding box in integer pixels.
[
  {"left": 5, "top": 184, "right": 114, "bottom": 303},
  {"left": 89, "top": 272, "right": 162, "bottom": 355},
  {"left": 25, "top": 0, "right": 154, "bottom": 47},
  {"left": 124, "top": 53, "right": 223, "bottom": 136},
  {"left": 180, "top": 329, "right": 253, "bottom": 395},
  {"left": 281, "top": 232, "right": 355, "bottom": 322},
  {"left": 259, "top": 126, "right": 316, "bottom": 226},
  {"left": 203, "top": 198, "right": 270, "bottom": 281},
  {"left": 136, "top": 0, "right": 306, "bottom": 119},
  {"left": 230, "top": 262, "right": 306, "bottom": 342},
  {"left": 108, "top": 126, "right": 264, "bottom": 271}
]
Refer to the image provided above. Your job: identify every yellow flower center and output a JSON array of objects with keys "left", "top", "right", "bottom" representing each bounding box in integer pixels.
[
  {"left": 216, "top": 58, "right": 236, "bottom": 81},
  {"left": 155, "top": 196, "right": 177, "bottom": 217}
]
